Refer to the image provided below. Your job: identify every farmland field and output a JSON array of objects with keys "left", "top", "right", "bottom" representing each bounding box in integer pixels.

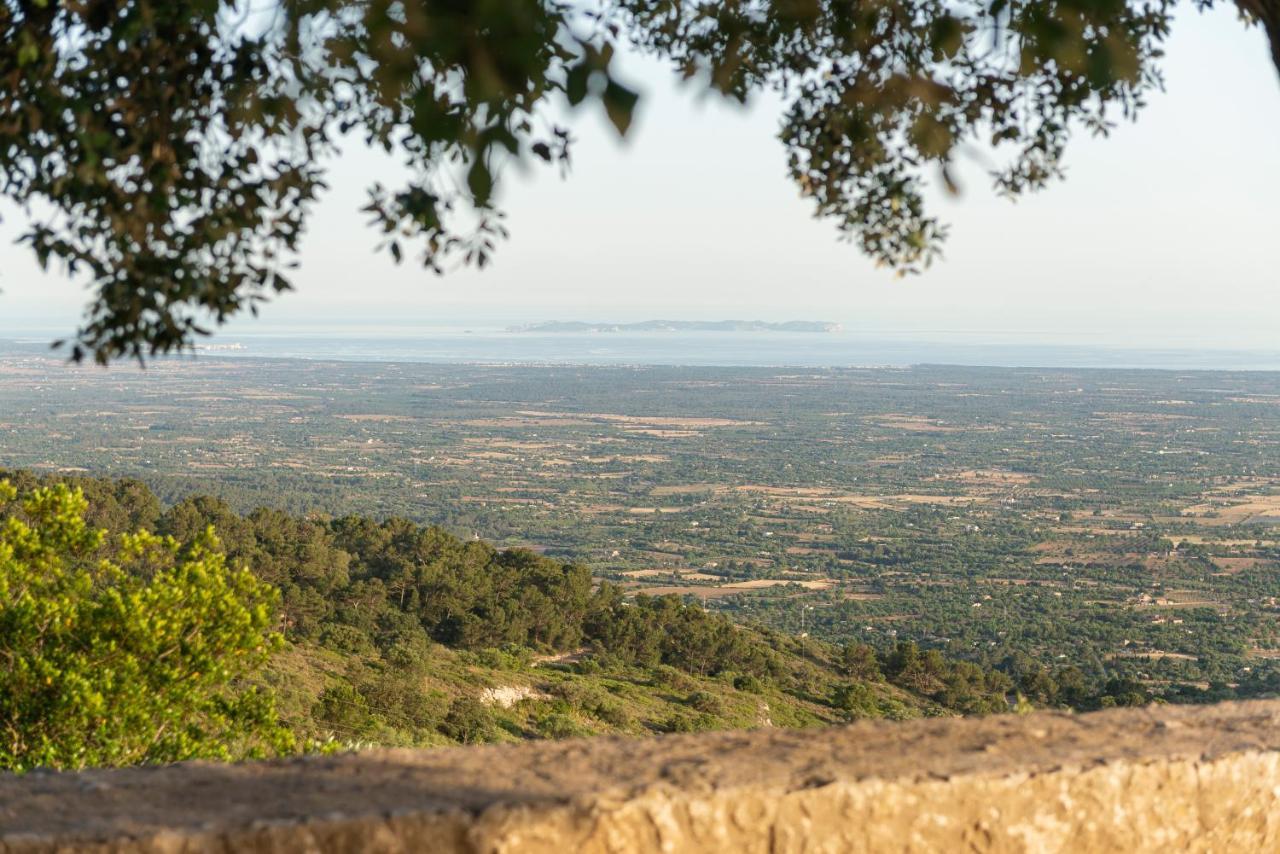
[{"left": 4, "top": 350, "right": 1280, "bottom": 702}]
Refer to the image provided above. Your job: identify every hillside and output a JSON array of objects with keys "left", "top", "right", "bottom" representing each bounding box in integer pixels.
[
  {"left": 263, "top": 631, "right": 953, "bottom": 747},
  {"left": 1, "top": 471, "right": 1012, "bottom": 749}
]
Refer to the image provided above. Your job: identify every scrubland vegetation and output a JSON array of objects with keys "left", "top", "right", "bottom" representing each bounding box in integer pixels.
[{"left": 1, "top": 475, "right": 1018, "bottom": 769}]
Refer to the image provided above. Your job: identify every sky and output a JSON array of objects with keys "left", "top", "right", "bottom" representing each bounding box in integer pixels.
[{"left": 2, "top": 4, "right": 1278, "bottom": 350}]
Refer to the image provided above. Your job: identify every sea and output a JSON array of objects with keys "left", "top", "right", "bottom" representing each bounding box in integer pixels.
[{"left": 3, "top": 326, "right": 1280, "bottom": 371}]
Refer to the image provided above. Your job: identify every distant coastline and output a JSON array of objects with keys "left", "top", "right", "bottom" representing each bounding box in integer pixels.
[{"left": 508, "top": 320, "right": 842, "bottom": 334}]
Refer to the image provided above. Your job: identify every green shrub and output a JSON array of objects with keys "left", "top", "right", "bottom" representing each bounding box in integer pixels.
[
  {"left": 320, "top": 624, "right": 377, "bottom": 657},
  {"left": 313, "top": 684, "right": 376, "bottom": 736},
  {"left": 830, "top": 682, "right": 880, "bottom": 720},
  {"left": 665, "top": 712, "right": 721, "bottom": 733},
  {"left": 664, "top": 712, "right": 698, "bottom": 733},
  {"left": 588, "top": 651, "right": 624, "bottom": 671},
  {"left": 574, "top": 656, "right": 602, "bottom": 675},
  {"left": 534, "top": 711, "right": 588, "bottom": 739},
  {"left": 592, "top": 699, "right": 633, "bottom": 729},
  {"left": 685, "top": 690, "right": 725, "bottom": 716},
  {"left": 653, "top": 665, "right": 696, "bottom": 692},
  {"left": 0, "top": 482, "right": 291, "bottom": 771},
  {"left": 473, "top": 645, "right": 532, "bottom": 671},
  {"left": 358, "top": 674, "right": 444, "bottom": 730},
  {"left": 840, "top": 644, "right": 883, "bottom": 681},
  {"left": 549, "top": 679, "right": 607, "bottom": 710},
  {"left": 384, "top": 637, "right": 435, "bottom": 671},
  {"left": 439, "top": 697, "right": 493, "bottom": 744}
]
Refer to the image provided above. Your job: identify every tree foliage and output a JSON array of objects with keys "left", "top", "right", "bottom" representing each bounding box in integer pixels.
[
  {"left": 0, "top": 471, "right": 1023, "bottom": 745},
  {"left": 2, "top": 0, "right": 1276, "bottom": 362},
  {"left": 0, "top": 481, "right": 291, "bottom": 772}
]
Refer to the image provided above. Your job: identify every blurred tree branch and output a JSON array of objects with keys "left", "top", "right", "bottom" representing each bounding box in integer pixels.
[{"left": 0, "top": 0, "right": 1274, "bottom": 363}]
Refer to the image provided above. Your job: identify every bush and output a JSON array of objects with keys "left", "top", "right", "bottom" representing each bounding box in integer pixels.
[
  {"left": 685, "top": 690, "right": 725, "bottom": 716},
  {"left": 534, "top": 711, "right": 588, "bottom": 739},
  {"left": 471, "top": 644, "right": 533, "bottom": 671},
  {"left": 0, "top": 482, "right": 291, "bottom": 771},
  {"left": 320, "top": 624, "right": 377, "bottom": 657},
  {"left": 358, "top": 675, "right": 444, "bottom": 730},
  {"left": 313, "top": 684, "right": 376, "bottom": 736},
  {"left": 665, "top": 712, "right": 721, "bottom": 733},
  {"left": 439, "top": 697, "right": 493, "bottom": 744},
  {"left": 840, "top": 643, "right": 883, "bottom": 681},
  {"left": 664, "top": 712, "right": 698, "bottom": 733},
  {"left": 733, "top": 674, "right": 765, "bottom": 693},
  {"left": 549, "top": 679, "right": 607, "bottom": 710},
  {"left": 384, "top": 637, "right": 435, "bottom": 671},
  {"left": 830, "top": 682, "right": 880, "bottom": 719},
  {"left": 653, "top": 665, "right": 696, "bottom": 692},
  {"left": 587, "top": 650, "right": 624, "bottom": 671},
  {"left": 574, "top": 656, "right": 602, "bottom": 675},
  {"left": 592, "top": 700, "right": 633, "bottom": 729}
]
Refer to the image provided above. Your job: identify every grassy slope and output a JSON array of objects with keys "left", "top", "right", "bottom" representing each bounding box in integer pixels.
[{"left": 263, "top": 637, "right": 947, "bottom": 749}]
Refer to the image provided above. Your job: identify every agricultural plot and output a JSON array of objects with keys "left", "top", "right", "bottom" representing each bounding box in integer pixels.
[{"left": 3, "top": 351, "right": 1280, "bottom": 701}]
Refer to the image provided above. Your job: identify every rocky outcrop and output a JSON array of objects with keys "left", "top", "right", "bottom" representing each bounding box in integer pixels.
[{"left": 3, "top": 700, "right": 1280, "bottom": 852}]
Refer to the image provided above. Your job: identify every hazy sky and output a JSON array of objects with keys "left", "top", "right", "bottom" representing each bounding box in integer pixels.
[{"left": 2, "top": 5, "right": 1278, "bottom": 348}]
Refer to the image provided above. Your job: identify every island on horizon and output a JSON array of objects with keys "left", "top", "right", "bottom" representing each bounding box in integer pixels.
[{"left": 508, "top": 320, "right": 842, "bottom": 334}]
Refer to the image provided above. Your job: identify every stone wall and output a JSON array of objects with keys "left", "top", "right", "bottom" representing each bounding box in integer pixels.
[{"left": 3, "top": 700, "right": 1280, "bottom": 852}]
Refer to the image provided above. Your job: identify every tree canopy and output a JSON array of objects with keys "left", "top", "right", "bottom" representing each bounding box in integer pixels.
[
  {"left": 2, "top": 471, "right": 1029, "bottom": 753},
  {"left": 2, "top": 0, "right": 1276, "bottom": 362}
]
